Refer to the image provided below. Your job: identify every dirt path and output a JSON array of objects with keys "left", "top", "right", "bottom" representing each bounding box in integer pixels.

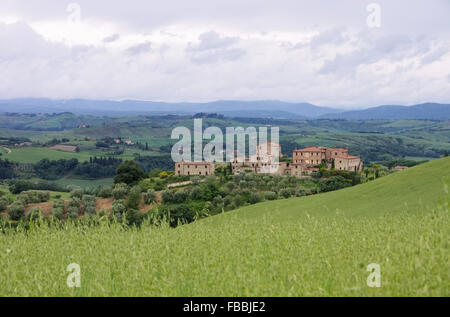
[
  {"left": 1, "top": 146, "right": 11, "bottom": 154},
  {"left": 167, "top": 180, "right": 192, "bottom": 188}
]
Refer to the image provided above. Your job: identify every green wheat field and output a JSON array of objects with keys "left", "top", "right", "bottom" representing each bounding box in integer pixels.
[{"left": 1, "top": 158, "right": 449, "bottom": 296}]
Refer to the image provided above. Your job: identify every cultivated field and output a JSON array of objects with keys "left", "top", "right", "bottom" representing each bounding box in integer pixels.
[{"left": 0, "top": 158, "right": 449, "bottom": 296}]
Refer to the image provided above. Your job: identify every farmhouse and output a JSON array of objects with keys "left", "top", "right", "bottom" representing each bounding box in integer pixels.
[
  {"left": 175, "top": 161, "right": 214, "bottom": 176},
  {"left": 14, "top": 142, "right": 32, "bottom": 147},
  {"left": 293, "top": 146, "right": 362, "bottom": 172}
]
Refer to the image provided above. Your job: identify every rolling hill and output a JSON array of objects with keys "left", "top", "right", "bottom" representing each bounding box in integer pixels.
[
  {"left": 1, "top": 158, "right": 449, "bottom": 296},
  {"left": 0, "top": 98, "right": 341, "bottom": 118},
  {"left": 320, "top": 103, "right": 450, "bottom": 120},
  {"left": 2, "top": 99, "right": 450, "bottom": 120},
  {"left": 204, "top": 156, "right": 450, "bottom": 225}
]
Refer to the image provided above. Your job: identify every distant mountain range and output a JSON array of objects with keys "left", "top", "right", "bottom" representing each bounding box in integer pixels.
[
  {"left": 0, "top": 98, "right": 449, "bottom": 120},
  {"left": 319, "top": 103, "right": 450, "bottom": 120}
]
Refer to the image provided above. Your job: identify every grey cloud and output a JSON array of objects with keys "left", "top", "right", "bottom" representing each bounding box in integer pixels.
[
  {"left": 190, "top": 48, "right": 245, "bottom": 64},
  {"left": 125, "top": 41, "right": 152, "bottom": 55},
  {"left": 0, "top": 21, "right": 66, "bottom": 60},
  {"left": 187, "top": 31, "right": 244, "bottom": 64},
  {"left": 191, "top": 31, "right": 239, "bottom": 51},
  {"left": 291, "top": 27, "right": 350, "bottom": 51},
  {"left": 421, "top": 46, "right": 449, "bottom": 65},
  {"left": 319, "top": 34, "right": 434, "bottom": 75},
  {"left": 103, "top": 33, "right": 120, "bottom": 43}
]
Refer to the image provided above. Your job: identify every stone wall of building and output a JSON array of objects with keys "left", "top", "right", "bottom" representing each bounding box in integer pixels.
[{"left": 175, "top": 161, "right": 214, "bottom": 176}]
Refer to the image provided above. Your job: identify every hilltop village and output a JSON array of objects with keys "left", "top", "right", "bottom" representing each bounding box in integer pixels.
[{"left": 175, "top": 144, "right": 363, "bottom": 177}]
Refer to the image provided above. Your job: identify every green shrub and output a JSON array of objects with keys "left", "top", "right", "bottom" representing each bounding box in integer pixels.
[
  {"left": 97, "top": 186, "right": 113, "bottom": 198},
  {"left": 279, "top": 188, "right": 294, "bottom": 199},
  {"left": 233, "top": 194, "right": 243, "bottom": 207},
  {"left": 173, "top": 190, "right": 188, "bottom": 204},
  {"left": 82, "top": 195, "right": 97, "bottom": 216},
  {"left": 113, "top": 183, "right": 129, "bottom": 200},
  {"left": 265, "top": 191, "right": 278, "bottom": 201},
  {"left": 223, "top": 195, "right": 233, "bottom": 206},
  {"left": 37, "top": 191, "right": 50, "bottom": 202},
  {"left": 8, "top": 201, "right": 26, "bottom": 221},
  {"left": 114, "top": 160, "right": 145, "bottom": 185},
  {"left": 68, "top": 197, "right": 81, "bottom": 209},
  {"left": 318, "top": 176, "right": 352, "bottom": 193},
  {"left": 126, "top": 186, "right": 142, "bottom": 210},
  {"left": 112, "top": 199, "right": 126, "bottom": 219},
  {"left": 161, "top": 189, "right": 175, "bottom": 204},
  {"left": 67, "top": 206, "right": 79, "bottom": 220},
  {"left": 138, "top": 178, "right": 154, "bottom": 191},
  {"left": 0, "top": 197, "right": 8, "bottom": 211},
  {"left": 189, "top": 187, "right": 202, "bottom": 201},
  {"left": 27, "top": 207, "right": 43, "bottom": 221},
  {"left": 51, "top": 200, "right": 65, "bottom": 220},
  {"left": 143, "top": 189, "right": 157, "bottom": 204},
  {"left": 249, "top": 192, "right": 262, "bottom": 204},
  {"left": 156, "top": 204, "right": 195, "bottom": 227},
  {"left": 70, "top": 188, "right": 83, "bottom": 199},
  {"left": 126, "top": 209, "right": 145, "bottom": 227}
]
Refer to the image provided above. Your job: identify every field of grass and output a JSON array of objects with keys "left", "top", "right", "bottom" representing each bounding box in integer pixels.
[
  {"left": 4, "top": 147, "right": 94, "bottom": 163},
  {"left": 2, "top": 146, "right": 162, "bottom": 164},
  {"left": 0, "top": 158, "right": 449, "bottom": 296},
  {"left": 47, "top": 177, "right": 114, "bottom": 191}
]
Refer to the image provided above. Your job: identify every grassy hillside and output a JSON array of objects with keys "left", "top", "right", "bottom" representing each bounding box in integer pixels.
[
  {"left": 1, "top": 158, "right": 449, "bottom": 296},
  {"left": 204, "top": 156, "right": 450, "bottom": 225}
]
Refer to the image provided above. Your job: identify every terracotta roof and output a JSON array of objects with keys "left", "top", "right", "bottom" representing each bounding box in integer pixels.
[
  {"left": 178, "top": 161, "right": 213, "bottom": 165},
  {"left": 395, "top": 165, "right": 409, "bottom": 169},
  {"left": 294, "top": 146, "right": 326, "bottom": 152}
]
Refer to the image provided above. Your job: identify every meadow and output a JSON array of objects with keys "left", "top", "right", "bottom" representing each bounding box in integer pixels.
[
  {"left": 0, "top": 158, "right": 448, "bottom": 296},
  {"left": 1, "top": 146, "right": 160, "bottom": 164}
]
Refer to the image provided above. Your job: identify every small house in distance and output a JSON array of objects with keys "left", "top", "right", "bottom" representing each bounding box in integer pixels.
[
  {"left": 50, "top": 144, "right": 78, "bottom": 152},
  {"left": 394, "top": 165, "right": 409, "bottom": 171}
]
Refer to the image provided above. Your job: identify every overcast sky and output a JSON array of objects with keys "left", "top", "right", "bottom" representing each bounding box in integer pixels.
[{"left": 0, "top": 0, "right": 449, "bottom": 108}]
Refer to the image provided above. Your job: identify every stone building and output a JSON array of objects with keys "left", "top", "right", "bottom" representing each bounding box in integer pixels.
[
  {"left": 175, "top": 161, "right": 214, "bottom": 176},
  {"left": 292, "top": 146, "right": 362, "bottom": 172},
  {"left": 293, "top": 146, "right": 327, "bottom": 165},
  {"left": 334, "top": 154, "right": 363, "bottom": 172}
]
